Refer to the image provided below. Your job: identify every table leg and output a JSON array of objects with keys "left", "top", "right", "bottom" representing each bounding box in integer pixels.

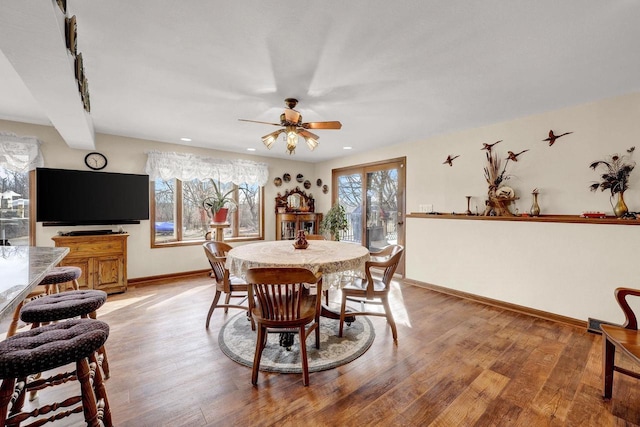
[{"left": 279, "top": 332, "right": 295, "bottom": 349}]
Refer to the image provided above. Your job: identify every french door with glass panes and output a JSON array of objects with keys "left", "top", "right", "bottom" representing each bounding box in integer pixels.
[{"left": 332, "top": 157, "right": 405, "bottom": 275}]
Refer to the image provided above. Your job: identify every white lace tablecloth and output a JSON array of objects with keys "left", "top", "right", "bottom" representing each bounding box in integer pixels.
[{"left": 226, "top": 240, "right": 370, "bottom": 288}]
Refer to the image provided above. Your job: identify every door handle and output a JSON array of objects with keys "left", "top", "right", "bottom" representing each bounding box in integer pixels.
[{"left": 397, "top": 221, "right": 404, "bottom": 225}]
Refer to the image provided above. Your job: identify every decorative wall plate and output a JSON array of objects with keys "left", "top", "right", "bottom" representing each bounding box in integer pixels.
[
  {"left": 316, "top": 179, "right": 322, "bottom": 186},
  {"left": 283, "top": 173, "right": 291, "bottom": 182},
  {"left": 273, "top": 177, "right": 282, "bottom": 187},
  {"left": 296, "top": 173, "right": 304, "bottom": 183},
  {"left": 322, "top": 184, "right": 328, "bottom": 194},
  {"left": 304, "top": 180, "right": 311, "bottom": 189}
]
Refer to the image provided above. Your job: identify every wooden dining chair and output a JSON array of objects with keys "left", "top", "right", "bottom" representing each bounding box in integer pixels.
[
  {"left": 338, "top": 244, "right": 404, "bottom": 343},
  {"left": 202, "top": 241, "right": 251, "bottom": 329},
  {"left": 246, "top": 267, "right": 323, "bottom": 386},
  {"left": 600, "top": 287, "right": 640, "bottom": 401}
]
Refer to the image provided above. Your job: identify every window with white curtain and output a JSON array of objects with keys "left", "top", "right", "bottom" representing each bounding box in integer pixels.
[{"left": 145, "top": 151, "right": 268, "bottom": 246}]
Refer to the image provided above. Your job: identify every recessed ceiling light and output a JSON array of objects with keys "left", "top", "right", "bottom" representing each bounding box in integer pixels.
[
  {"left": 343, "top": 146, "right": 352, "bottom": 150},
  {"left": 247, "top": 148, "right": 256, "bottom": 152},
  {"left": 180, "top": 137, "right": 192, "bottom": 142}
]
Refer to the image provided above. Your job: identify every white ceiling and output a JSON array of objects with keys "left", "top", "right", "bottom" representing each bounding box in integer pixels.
[{"left": 0, "top": 1, "right": 639, "bottom": 163}]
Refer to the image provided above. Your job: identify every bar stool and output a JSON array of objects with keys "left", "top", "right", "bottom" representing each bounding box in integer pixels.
[
  {"left": 19, "top": 290, "right": 111, "bottom": 379},
  {"left": 5, "top": 266, "right": 82, "bottom": 337},
  {"left": 0, "top": 318, "right": 112, "bottom": 427},
  {"left": 39, "top": 266, "right": 82, "bottom": 292}
]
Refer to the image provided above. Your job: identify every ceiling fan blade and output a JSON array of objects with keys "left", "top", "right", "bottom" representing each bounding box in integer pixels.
[
  {"left": 301, "top": 121, "right": 342, "bottom": 130},
  {"left": 297, "top": 129, "right": 320, "bottom": 140},
  {"left": 238, "top": 119, "right": 282, "bottom": 126}
]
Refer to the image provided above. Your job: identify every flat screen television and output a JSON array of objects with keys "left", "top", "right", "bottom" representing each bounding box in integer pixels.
[{"left": 36, "top": 168, "right": 150, "bottom": 226}]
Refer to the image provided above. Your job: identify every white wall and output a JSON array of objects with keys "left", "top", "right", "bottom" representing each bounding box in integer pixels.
[{"left": 316, "top": 92, "right": 640, "bottom": 323}]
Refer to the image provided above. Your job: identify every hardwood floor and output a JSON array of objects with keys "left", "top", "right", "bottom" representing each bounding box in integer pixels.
[{"left": 5, "top": 274, "right": 640, "bottom": 426}]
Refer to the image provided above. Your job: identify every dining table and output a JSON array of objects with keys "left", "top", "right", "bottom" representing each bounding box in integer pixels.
[
  {"left": 0, "top": 246, "right": 69, "bottom": 332},
  {"left": 225, "top": 239, "right": 370, "bottom": 321}
]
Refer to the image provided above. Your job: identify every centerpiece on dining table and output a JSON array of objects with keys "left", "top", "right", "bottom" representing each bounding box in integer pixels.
[{"left": 293, "top": 230, "right": 309, "bottom": 249}]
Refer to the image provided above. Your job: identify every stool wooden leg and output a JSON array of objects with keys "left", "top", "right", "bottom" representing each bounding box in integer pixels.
[
  {"left": 6, "top": 301, "right": 25, "bottom": 338},
  {"left": 86, "top": 311, "right": 110, "bottom": 379},
  {"left": 98, "top": 345, "right": 111, "bottom": 379},
  {"left": 0, "top": 378, "right": 16, "bottom": 426},
  {"left": 78, "top": 357, "right": 102, "bottom": 427},
  {"left": 89, "top": 351, "right": 112, "bottom": 426}
]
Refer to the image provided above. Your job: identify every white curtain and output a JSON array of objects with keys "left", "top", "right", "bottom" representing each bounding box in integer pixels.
[
  {"left": 145, "top": 151, "right": 269, "bottom": 186},
  {"left": 0, "top": 132, "right": 45, "bottom": 175}
]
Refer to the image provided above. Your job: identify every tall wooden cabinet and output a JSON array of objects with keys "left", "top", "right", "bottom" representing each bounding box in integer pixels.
[
  {"left": 276, "top": 212, "right": 323, "bottom": 240},
  {"left": 51, "top": 233, "right": 128, "bottom": 294},
  {"left": 274, "top": 187, "right": 322, "bottom": 240}
]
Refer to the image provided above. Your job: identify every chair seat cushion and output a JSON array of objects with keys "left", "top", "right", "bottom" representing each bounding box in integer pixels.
[
  {"left": 39, "top": 266, "right": 82, "bottom": 285},
  {"left": 20, "top": 290, "right": 107, "bottom": 323},
  {"left": 342, "top": 278, "right": 387, "bottom": 293},
  {"left": 0, "top": 319, "right": 109, "bottom": 379},
  {"left": 229, "top": 274, "right": 247, "bottom": 285}
]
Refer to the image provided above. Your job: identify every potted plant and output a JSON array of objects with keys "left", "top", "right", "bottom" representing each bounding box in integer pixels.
[
  {"left": 589, "top": 146, "right": 635, "bottom": 217},
  {"left": 320, "top": 203, "right": 348, "bottom": 241},
  {"left": 202, "top": 180, "right": 237, "bottom": 223}
]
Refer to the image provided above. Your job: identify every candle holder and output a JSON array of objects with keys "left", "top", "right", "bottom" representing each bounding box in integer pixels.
[{"left": 465, "top": 196, "right": 472, "bottom": 215}]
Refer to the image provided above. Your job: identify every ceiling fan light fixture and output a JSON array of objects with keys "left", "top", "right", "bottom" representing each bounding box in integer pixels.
[
  {"left": 304, "top": 135, "right": 319, "bottom": 151},
  {"left": 261, "top": 129, "right": 283, "bottom": 150},
  {"left": 285, "top": 126, "right": 298, "bottom": 154},
  {"left": 239, "top": 98, "right": 341, "bottom": 155}
]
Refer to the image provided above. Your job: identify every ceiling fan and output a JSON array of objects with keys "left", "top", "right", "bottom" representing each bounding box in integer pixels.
[{"left": 239, "top": 98, "right": 342, "bottom": 155}]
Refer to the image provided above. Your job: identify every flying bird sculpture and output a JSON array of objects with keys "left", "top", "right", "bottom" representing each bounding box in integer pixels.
[
  {"left": 481, "top": 140, "right": 502, "bottom": 153},
  {"left": 506, "top": 150, "right": 529, "bottom": 162},
  {"left": 443, "top": 155, "right": 459, "bottom": 166},
  {"left": 543, "top": 130, "right": 573, "bottom": 146}
]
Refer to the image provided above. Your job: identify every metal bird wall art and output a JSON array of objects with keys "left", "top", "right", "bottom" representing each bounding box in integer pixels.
[
  {"left": 443, "top": 155, "right": 459, "bottom": 166},
  {"left": 506, "top": 149, "right": 529, "bottom": 162},
  {"left": 543, "top": 130, "right": 573, "bottom": 146},
  {"left": 481, "top": 140, "right": 502, "bottom": 153}
]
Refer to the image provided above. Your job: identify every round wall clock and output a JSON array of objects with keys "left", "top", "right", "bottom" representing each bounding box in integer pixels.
[{"left": 84, "top": 152, "right": 107, "bottom": 170}]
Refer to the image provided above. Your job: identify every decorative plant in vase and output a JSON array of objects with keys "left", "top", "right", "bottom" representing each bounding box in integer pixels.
[
  {"left": 482, "top": 147, "right": 528, "bottom": 216},
  {"left": 589, "top": 146, "right": 635, "bottom": 218},
  {"left": 202, "top": 179, "right": 237, "bottom": 223},
  {"left": 320, "top": 203, "right": 348, "bottom": 241}
]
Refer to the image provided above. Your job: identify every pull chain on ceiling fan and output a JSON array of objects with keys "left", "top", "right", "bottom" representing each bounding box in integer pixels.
[{"left": 239, "top": 98, "right": 342, "bottom": 155}]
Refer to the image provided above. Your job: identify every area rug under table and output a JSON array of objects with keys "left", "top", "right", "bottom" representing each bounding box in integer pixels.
[{"left": 218, "top": 312, "right": 375, "bottom": 373}]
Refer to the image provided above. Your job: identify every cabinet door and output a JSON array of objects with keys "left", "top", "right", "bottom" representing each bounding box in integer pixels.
[
  {"left": 299, "top": 220, "right": 316, "bottom": 235},
  {"left": 59, "top": 257, "right": 92, "bottom": 290},
  {"left": 94, "top": 255, "right": 125, "bottom": 293},
  {"left": 278, "top": 214, "right": 298, "bottom": 240}
]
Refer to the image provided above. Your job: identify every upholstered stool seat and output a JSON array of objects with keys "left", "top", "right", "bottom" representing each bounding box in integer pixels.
[
  {"left": 20, "top": 289, "right": 107, "bottom": 324},
  {"left": 0, "top": 319, "right": 112, "bottom": 426},
  {"left": 20, "top": 289, "right": 111, "bottom": 379},
  {"left": 39, "top": 266, "right": 82, "bottom": 292},
  {"left": 6, "top": 267, "right": 82, "bottom": 337}
]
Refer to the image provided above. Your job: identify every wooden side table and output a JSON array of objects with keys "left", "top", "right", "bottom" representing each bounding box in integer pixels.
[{"left": 209, "top": 223, "right": 230, "bottom": 241}]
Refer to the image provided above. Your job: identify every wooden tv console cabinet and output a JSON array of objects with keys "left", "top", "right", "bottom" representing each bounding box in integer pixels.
[{"left": 51, "top": 233, "right": 128, "bottom": 294}]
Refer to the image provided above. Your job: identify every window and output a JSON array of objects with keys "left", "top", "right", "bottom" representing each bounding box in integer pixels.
[
  {"left": 151, "top": 178, "right": 263, "bottom": 246},
  {"left": 0, "top": 132, "right": 43, "bottom": 246},
  {"left": 0, "top": 167, "right": 31, "bottom": 245}
]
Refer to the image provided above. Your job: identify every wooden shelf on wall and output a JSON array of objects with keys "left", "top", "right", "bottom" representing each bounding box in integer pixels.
[{"left": 406, "top": 213, "right": 640, "bottom": 226}]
